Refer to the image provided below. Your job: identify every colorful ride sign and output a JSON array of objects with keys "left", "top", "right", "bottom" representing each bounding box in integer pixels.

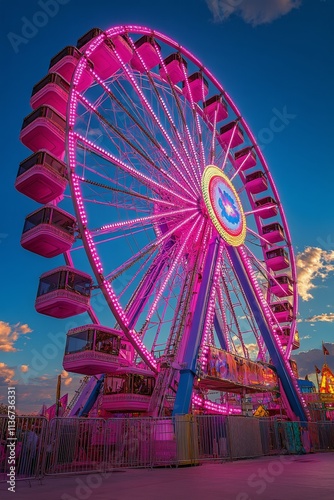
[
  {"left": 203, "top": 346, "right": 279, "bottom": 392},
  {"left": 202, "top": 165, "right": 246, "bottom": 246}
]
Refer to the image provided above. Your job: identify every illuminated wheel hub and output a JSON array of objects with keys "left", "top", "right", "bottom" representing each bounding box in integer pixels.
[{"left": 202, "top": 165, "right": 246, "bottom": 246}]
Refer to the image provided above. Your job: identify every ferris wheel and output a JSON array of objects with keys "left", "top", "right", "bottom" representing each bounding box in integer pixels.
[{"left": 17, "top": 25, "right": 308, "bottom": 421}]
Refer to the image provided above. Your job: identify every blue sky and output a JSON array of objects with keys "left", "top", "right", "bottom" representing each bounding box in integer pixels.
[{"left": 1, "top": 0, "right": 333, "bottom": 413}]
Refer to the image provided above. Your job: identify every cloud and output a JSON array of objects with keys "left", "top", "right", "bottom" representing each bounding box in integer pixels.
[
  {"left": 206, "top": 0, "right": 301, "bottom": 26},
  {"left": 0, "top": 362, "right": 15, "bottom": 384},
  {"left": 9, "top": 373, "right": 81, "bottom": 414},
  {"left": 20, "top": 365, "right": 29, "bottom": 373},
  {"left": 235, "top": 342, "right": 258, "bottom": 359},
  {"left": 61, "top": 369, "right": 73, "bottom": 386},
  {"left": 0, "top": 321, "right": 33, "bottom": 352},
  {"left": 306, "top": 313, "right": 334, "bottom": 323},
  {"left": 296, "top": 247, "right": 334, "bottom": 301},
  {"left": 19, "top": 324, "right": 32, "bottom": 334},
  {"left": 245, "top": 343, "right": 258, "bottom": 357}
]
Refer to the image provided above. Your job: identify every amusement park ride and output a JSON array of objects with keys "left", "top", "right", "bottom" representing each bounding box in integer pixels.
[{"left": 17, "top": 25, "right": 313, "bottom": 421}]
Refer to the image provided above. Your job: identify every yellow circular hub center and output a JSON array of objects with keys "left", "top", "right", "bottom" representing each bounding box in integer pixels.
[{"left": 201, "top": 165, "right": 246, "bottom": 247}]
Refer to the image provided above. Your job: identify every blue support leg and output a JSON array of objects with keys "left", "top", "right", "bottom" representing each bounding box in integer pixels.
[
  {"left": 173, "top": 236, "right": 220, "bottom": 415},
  {"left": 214, "top": 312, "right": 228, "bottom": 351},
  {"left": 78, "top": 375, "right": 104, "bottom": 417},
  {"left": 227, "top": 246, "right": 308, "bottom": 422}
]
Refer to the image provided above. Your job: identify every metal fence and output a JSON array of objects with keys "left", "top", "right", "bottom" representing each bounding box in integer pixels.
[
  {"left": 0, "top": 416, "right": 48, "bottom": 481},
  {"left": 1, "top": 415, "right": 334, "bottom": 480}
]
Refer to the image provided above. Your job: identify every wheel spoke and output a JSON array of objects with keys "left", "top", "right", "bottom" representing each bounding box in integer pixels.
[
  {"left": 112, "top": 46, "right": 202, "bottom": 197},
  {"left": 77, "top": 90, "right": 198, "bottom": 201},
  {"left": 74, "top": 132, "right": 197, "bottom": 206},
  {"left": 45, "top": 26, "right": 301, "bottom": 417}
]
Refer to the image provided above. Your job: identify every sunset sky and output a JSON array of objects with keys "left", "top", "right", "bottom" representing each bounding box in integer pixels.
[{"left": 1, "top": 0, "right": 333, "bottom": 413}]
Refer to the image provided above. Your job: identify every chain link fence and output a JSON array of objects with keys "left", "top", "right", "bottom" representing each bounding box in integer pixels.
[{"left": 1, "top": 415, "right": 334, "bottom": 480}]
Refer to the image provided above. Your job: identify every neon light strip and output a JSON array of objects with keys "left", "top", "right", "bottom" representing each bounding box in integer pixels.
[
  {"left": 145, "top": 215, "right": 201, "bottom": 323},
  {"left": 221, "top": 123, "right": 237, "bottom": 172},
  {"left": 224, "top": 248, "right": 266, "bottom": 360},
  {"left": 237, "top": 245, "right": 309, "bottom": 417},
  {"left": 77, "top": 87, "right": 198, "bottom": 202},
  {"left": 92, "top": 206, "right": 197, "bottom": 234},
  {"left": 154, "top": 47, "right": 203, "bottom": 190},
  {"left": 209, "top": 107, "right": 219, "bottom": 165},
  {"left": 179, "top": 62, "right": 205, "bottom": 177},
  {"left": 244, "top": 204, "right": 277, "bottom": 216},
  {"left": 216, "top": 272, "right": 231, "bottom": 352},
  {"left": 77, "top": 171, "right": 176, "bottom": 209},
  {"left": 127, "top": 42, "right": 202, "bottom": 195},
  {"left": 192, "top": 394, "right": 242, "bottom": 415},
  {"left": 74, "top": 132, "right": 197, "bottom": 206},
  {"left": 68, "top": 25, "right": 298, "bottom": 383},
  {"left": 112, "top": 41, "right": 200, "bottom": 199},
  {"left": 103, "top": 211, "right": 199, "bottom": 282},
  {"left": 230, "top": 150, "right": 251, "bottom": 182}
]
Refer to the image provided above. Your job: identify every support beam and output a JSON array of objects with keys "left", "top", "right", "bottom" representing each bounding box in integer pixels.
[
  {"left": 227, "top": 246, "right": 308, "bottom": 422},
  {"left": 78, "top": 375, "right": 104, "bottom": 417},
  {"left": 127, "top": 228, "right": 175, "bottom": 329},
  {"left": 173, "top": 236, "right": 220, "bottom": 415},
  {"left": 214, "top": 312, "right": 228, "bottom": 350}
]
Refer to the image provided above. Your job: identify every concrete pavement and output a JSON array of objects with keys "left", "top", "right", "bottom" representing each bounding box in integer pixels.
[{"left": 1, "top": 452, "right": 334, "bottom": 500}]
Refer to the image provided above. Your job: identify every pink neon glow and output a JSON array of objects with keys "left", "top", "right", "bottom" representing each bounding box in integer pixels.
[
  {"left": 199, "top": 239, "right": 222, "bottom": 363},
  {"left": 192, "top": 395, "right": 242, "bottom": 415},
  {"left": 154, "top": 46, "right": 203, "bottom": 187},
  {"left": 244, "top": 204, "right": 277, "bottom": 216},
  {"left": 145, "top": 215, "right": 200, "bottom": 322},
  {"left": 60, "top": 24, "right": 300, "bottom": 416},
  {"left": 76, "top": 84, "right": 198, "bottom": 201},
  {"left": 230, "top": 150, "right": 251, "bottom": 182},
  {"left": 216, "top": 251, "right": 231, "bottom": 352},
  {"left": 111, "top": 43, "right": 201, "bottom": 195},
  {"left": 194, "top": 217, "right": 206, "bottom": 245},
  {"left": 156, "top": 46, "right": 202, "bottom": 183},
  {"left": 180, "top": 63, "right": 205, "bottom": 175},
  {"left": 238, "top": 245, "right": 309, "bottom": 417},
  {"left": 224, "top": 248, "right": 266, "bottom": 359},
  {"left": 94, "top": 207, "right": 197, "bottom": 234},
  {"left": 74, "top": 132, "right": 197, "bottom": 206},
  {"left": 221, "top": 123, "right": 237, "bottom": 171}
]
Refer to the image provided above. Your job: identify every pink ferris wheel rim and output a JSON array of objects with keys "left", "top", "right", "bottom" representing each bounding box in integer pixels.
[{"left": 65, "top": 24, "right": 298, "bottom": 370}]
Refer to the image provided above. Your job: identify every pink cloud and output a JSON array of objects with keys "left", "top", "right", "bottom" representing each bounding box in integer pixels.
[
  {"left": 0, "top": 320, "right": 33, "bottom": 352},
  {"left": 206, "top": 0, "right": 301, "bottom": 26}
]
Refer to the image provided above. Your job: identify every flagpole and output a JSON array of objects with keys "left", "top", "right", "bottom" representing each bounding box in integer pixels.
[
  {"left": 315, "top": 368, "right": 320, "bottom": 392},
  {"left": 322, "top": 341, "right": 330, "bottom": 365},
  {"left": 56, "top": 374, "right": 61, "bottom": 417}
]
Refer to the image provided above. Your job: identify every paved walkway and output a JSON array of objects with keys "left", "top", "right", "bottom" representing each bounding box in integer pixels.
[{"left": 1, "top": 453, "right": 334, "bottom": 500}]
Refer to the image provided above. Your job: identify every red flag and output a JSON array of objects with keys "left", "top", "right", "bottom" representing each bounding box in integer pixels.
[
  {"left": 45, "top": 403, "right": 56, "bottom": 421},
  {"left": 38, "top": 403, "right": 47, "bottom": 416},
  {"left": 58, "top": 394, "right": 68, "bottom": 416},
  {"left": 45, "top": 394, "right": 68, "bottom": 420},
  {"left": 323, "top": 343, "right": 330, "bottom": 356},
  {"left": 315, "top": 365, "right": 321, "bottom": 374}
]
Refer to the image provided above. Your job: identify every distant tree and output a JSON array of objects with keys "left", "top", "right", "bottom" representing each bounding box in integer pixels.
[{"left": 0, "top": 403, "right": 8, "bottom": 415}]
